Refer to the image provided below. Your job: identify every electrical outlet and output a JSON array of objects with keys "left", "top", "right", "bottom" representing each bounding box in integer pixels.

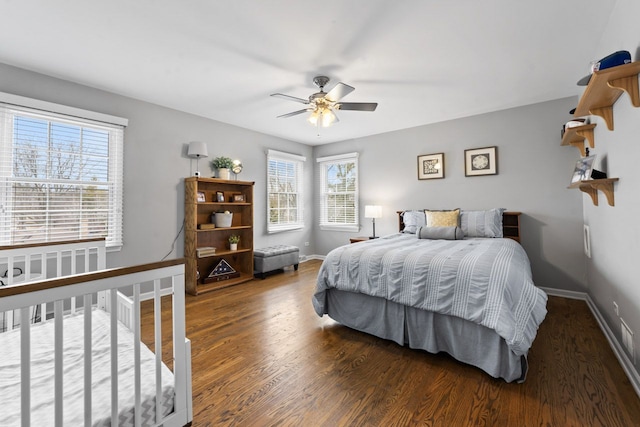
[
  {"left": 304, "top": 242, "right": 310, "bottom": 247},
  {"left": 583, "top": 224, "right": 591, "bottom": 258},
  {"left": 613, "top": 301, "right": 619, "bottom": 316}
]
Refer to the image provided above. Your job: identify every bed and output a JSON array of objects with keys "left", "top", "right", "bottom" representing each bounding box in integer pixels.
[
  {"left": 312, "top": 209, "right": 548, "bottom": 382},
  {"left": 0, "top": 239, "right": 192, "bottom": 426}
]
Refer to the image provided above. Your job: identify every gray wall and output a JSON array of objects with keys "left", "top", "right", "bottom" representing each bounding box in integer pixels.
[
  {"left": 584, "top": 0, "right": 640, "bottom": 376},
  {"left": 0, "top": 62, "right": 592, "bottom": 294},
  {"left": 0, "top": 63, "right": 314, "bottom": 267},
  {"left": 313, "top": 97, "right": 587, "bottom": 291}
]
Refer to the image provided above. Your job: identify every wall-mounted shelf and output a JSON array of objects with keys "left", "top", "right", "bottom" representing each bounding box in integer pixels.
[
  {"left": 568, "top": 178, "right": 619, "bottom": 207},
  {"left": 573, "top": 61, "right": 640, "bottom": 130},
  {"left": 561, "top": 123, "right": 597, "bottom": 156}
]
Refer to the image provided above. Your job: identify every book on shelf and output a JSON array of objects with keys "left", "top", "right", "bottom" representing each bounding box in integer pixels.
[
  {"left": 196, "top": 247, "right": 217, "bottom": 257},
  {"left": 198, "top": 223, "right": 216, "bottom": 230}
]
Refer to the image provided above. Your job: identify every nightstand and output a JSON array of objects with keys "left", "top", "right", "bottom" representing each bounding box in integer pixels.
[{"left": 349, "top": 236, "right": 370, "bottom": 244}]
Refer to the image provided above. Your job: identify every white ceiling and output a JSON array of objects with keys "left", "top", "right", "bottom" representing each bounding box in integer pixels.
[{"left": 0, "top": 0, "right": 618, "bottom": 145}]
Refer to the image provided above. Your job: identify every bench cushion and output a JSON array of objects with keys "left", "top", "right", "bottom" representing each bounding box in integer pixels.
[
  {"left": 254, "top": 245, "right": 299, "bottom": 258},
  {"left": 254, "top": 245, "right": 299, "bottom": 275}
]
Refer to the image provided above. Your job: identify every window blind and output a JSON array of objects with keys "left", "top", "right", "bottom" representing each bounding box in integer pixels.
[
  {"left": 317, "top": 152, "right": 359, "bottom": 232},
  {"left": 0, "top": 97, "right": 125, "bottom": 248},
  {"left": 267, "top": 149, "right": 305, "bottom": 233}
]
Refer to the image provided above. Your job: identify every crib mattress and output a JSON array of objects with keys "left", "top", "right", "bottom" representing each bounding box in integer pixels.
[{"left": 0, "top": 309, "right": 174, "bottom": 426}]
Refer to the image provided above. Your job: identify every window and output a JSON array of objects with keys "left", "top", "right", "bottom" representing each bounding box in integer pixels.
[
  {"left": 267, "top": 149, "right": 305, "bottom": 233},
  {"left": 317, "top": 152, "right": 359, "bottom": 231},
  {"left": 0, "top": 92, "right": 127, "bottom": 248}
]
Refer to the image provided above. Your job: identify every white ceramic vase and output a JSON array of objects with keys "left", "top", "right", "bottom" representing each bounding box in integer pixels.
[
  {"left": 230, "top": 243, "right": 238, "bottom": 251},
  {"left": 218, "top": 168, "right": 231, "bottom": 180}
]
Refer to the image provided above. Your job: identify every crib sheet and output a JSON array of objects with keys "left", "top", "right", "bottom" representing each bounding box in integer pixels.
[{"left": 0, "top": 309, "right": 175, "bottom": 426}]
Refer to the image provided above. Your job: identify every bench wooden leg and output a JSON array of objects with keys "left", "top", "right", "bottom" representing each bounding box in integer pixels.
[{"left": 294, "top": 264, "right": 299, "bottom": 271}]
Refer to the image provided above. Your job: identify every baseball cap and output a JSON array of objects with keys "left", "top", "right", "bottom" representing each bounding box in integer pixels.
[{"left": 577, "top": 50, "right": 632, "bottom": 86}]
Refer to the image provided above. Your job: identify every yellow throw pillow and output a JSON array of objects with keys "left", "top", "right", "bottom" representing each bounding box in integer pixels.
[{"left": 425, "top": 208, "right": 460, "bottom": 227}]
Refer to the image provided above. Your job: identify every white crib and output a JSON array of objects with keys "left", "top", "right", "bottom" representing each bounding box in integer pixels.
[{"left": 0, "top": 239, "right": 192, "bottom": 427}]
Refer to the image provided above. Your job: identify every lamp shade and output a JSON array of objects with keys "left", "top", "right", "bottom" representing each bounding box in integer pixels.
[
  {"left": 364, "top": 205, "right": 382, "bottom": 219},
  {"left": 187, "top": 141, "right": 208, "bottom": 158}
]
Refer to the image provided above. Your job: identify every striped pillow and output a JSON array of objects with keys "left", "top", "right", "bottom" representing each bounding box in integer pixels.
[
  {"left": 402, "top": 210, "right": 426, "bottom": 234},
  {"left": 460, "top": 208, "right": 505, "bottom": 238}
]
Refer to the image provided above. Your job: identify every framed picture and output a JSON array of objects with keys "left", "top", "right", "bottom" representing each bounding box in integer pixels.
[
  {"left": 465, "top": 146, "right": 498, "bottom": 176},
  {"left": 196, "top": 191, "right": 205, "bottom": 203},
  {"left": 417, "top": 153, "right": 445, "bottom": 180},
  {"left": 216, "top": 191, "right": 225, "bottom": 202},
  {"left": 570, "top": 155, "right": 596, "bottom": 185},
  {"left": 233, "top": 194, "right": 245, "bottom": 202}
]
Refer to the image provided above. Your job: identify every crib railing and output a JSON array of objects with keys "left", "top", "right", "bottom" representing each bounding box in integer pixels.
[
  {"left": 0, "top": 238, "right": 107, "bottom": 331},
  {"left": 0, "top": 258, "right": 192, "bottom": 427}
]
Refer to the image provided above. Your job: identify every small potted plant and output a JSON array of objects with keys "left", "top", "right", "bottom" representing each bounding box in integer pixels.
[
  {"left": 211, "top": 156, "right": 234, "bottom": 180},
  {"left": 228, "top": 235, "right": 240, "bottom": 251}
]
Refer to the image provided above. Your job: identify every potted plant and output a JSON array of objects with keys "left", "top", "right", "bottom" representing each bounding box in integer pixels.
[
  {"left": 228, "top": 235, "right": 240, "bottom": 251},
  {"left": 211, "top": 156, "right": 234, "bottom": 180}
]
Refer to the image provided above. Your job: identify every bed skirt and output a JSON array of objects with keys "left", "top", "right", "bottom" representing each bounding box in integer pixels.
[{"left": 324, "top": 289, "right": 527, "bottom": 383}]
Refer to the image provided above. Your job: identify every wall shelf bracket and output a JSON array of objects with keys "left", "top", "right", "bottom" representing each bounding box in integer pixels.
[{"left": 569, "top": 178, "right": 619, "bottom": 207}]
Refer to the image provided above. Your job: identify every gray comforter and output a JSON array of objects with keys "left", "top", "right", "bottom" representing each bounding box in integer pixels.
[{"left": 313, "top": 234, "right": 547, "bottom": 356}]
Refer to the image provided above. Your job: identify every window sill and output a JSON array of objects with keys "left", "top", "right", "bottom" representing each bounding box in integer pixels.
[
  {"left": 268, "top": 225, "right": 304, "bottom": 234},
  {"left": 319, "top": 224, "right": 359, "bottom": 233}
]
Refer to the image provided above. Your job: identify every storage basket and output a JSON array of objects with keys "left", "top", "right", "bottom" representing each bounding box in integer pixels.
[{"left": 214, "top": 212, "right": 233, "bottom": 228}]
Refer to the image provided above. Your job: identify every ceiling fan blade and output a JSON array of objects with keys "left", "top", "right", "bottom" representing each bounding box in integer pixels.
[
  {"left": 325, "top": 82, "right": 355, "bottom": 102},
  {"left": 336, "top": 102, "right": 378, "bottom": 111},
  {"left": 276, "top": 109, "right": 309, "bottom": 118},
  {"left": 271, "top": 93, "right": 309, "bottom": 104}
]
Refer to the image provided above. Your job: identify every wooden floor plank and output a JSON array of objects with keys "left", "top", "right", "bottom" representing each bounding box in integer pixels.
[{"left": 142, "top": 260, "right": 640, "bottom": 426}]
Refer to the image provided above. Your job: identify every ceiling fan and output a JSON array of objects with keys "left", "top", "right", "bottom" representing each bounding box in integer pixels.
[{"left": 271, "top": 76, "right": 378, "bottom": 128}]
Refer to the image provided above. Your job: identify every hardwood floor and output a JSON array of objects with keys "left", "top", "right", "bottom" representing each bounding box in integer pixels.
[{"left": 143, "top": 259, "right": 640, "bottom": 426}]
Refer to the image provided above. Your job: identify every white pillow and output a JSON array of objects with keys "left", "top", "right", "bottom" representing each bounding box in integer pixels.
[
  {"left": 402, "top": 210, "right": 426, "bottom": 234},
  {"left": 460, "top": 208, "right": 505, "bottom": 238}
]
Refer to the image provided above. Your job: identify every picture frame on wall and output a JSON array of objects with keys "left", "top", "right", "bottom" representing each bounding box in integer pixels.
[
  {"left": 464, "top": 146, "right": 498, "bottom": 176},
  {"left": 417, "top": 153, "right": 445, "bottom": 180},
  {"left": 569, "top": 155, "right": 597, "bottom": 185}
]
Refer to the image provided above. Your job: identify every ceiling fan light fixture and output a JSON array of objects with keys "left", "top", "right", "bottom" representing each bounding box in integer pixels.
[
  {"left": 308, "top": 106, "right": 336, "bottom": 128},
  {"left": 321, "top": 108, "right": 336, "bottom": 127},
  {"left": 308, "top": 110, "right": 319, "bottom": 126}
]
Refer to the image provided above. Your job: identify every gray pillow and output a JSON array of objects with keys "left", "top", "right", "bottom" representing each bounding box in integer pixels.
[
  {"left": 460, "top": 208, "right": 505, "bottom": 238},
  {"left": 402, "top": 210, "right": 426, "bottom": 234},
  {"left": 417, "top": 226, "right": 464, "bottom": 240}
]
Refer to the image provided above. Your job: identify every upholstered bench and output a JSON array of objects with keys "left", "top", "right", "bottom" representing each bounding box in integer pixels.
[{"left": 254, "top": 245, "right": 299, "bottom": 279}]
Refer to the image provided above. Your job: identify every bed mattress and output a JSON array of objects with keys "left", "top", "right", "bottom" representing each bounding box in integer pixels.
[{"left": 0, "top": 309, "right": 174, "bottom": 426}]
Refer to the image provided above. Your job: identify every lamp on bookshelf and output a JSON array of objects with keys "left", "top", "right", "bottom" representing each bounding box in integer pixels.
[{"left": 187, "top": 141, "right": 208, "bottom": 177}]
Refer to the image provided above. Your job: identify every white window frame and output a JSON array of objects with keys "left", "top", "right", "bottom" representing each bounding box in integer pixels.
[
  {"left": 267, "top": 149, "right": 305, "bottom": 233},
  {"left": 0, "top": 91, "right": 127, "bottom": 249},
  {"left": 317, "top": 152, "right": 359, "bottom": 232}
]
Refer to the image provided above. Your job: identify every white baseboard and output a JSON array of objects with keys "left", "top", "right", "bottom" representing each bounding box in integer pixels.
[
  {"left": 542, "top": 287, "right": 640, "bottom": 398},
  {"left": 300, "top": 254, "right": 326, "bottom": 262}
]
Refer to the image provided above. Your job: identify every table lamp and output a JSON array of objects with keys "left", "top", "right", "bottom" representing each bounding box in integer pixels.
[{"left": 364, "top": 205, "right": 382, "bottom": 239}]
